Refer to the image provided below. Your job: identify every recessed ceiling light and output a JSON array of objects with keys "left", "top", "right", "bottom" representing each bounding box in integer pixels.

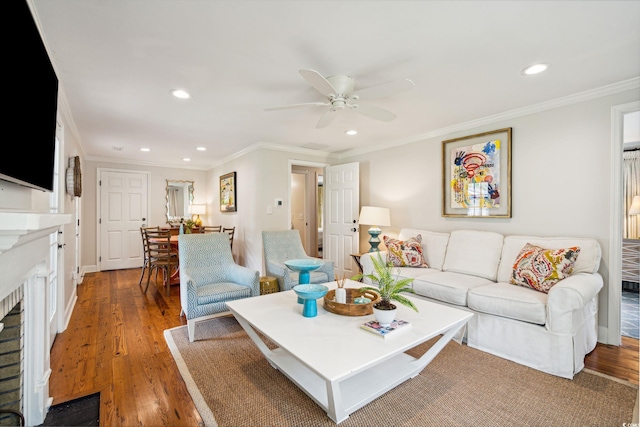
[
  {"left": 171, "top": 89, "right": 191, "bottom": 99},
  {"left": 521, "top": 63, "right": 549, "bottom": 75},
  {"left": 140, "top": 148, "right": 150, "bottom": 152},
  {"left": 345, "top": 129, "right": 358, "bottom": 136},
  {"left": 182, "top": 158, "right": 191, "bottom": 162},
  {"left": 196, "top": 147, "right": 207, "bottom": 151}
]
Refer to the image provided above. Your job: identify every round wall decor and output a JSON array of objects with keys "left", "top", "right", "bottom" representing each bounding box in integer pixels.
[{"left": 66, "top": 156, "right": 82, "bottom": 197}]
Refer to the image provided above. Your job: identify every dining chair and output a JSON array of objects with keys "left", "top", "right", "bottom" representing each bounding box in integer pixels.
[
  {"left": 262, "top": 230, "right": 334, "bottom": 292},
  {"left": 201, "top": 225, "right": 222, "bottom": 233},
  {"left": 178, "top": 233, "right": 259, "bottom": 342},
  {"left": 139, "top": 226, "right": 160, "bottom": 287},
  {"left": 223, "top": 227, "right": 235, "bottom": 250},
  {"left": 143, "top": 229, "right": 178, "bottom": 296}
]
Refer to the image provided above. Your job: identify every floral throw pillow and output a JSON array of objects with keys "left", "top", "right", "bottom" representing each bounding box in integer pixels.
[
  {"left": 510, "top": 243, "right": 581, "bottom": 293},
  {"left": 383, "top": 235, "right": 428, "bottom": 268}
]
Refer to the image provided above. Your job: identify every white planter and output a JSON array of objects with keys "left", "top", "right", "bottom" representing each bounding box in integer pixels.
[
  {"left": 373, "top": 305, "right": 397, "bottom": 327},
  {"left": 335, "top": 288, "right": 346, "bottom": 304}
]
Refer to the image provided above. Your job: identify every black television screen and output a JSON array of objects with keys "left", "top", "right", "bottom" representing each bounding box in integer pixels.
[{"left": 0, "top": 0, "right": 58, "bottom": 192}]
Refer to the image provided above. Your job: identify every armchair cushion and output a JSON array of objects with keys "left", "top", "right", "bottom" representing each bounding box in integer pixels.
[{"left": 197, "top": 282, "right": 252, "bottom": 305}]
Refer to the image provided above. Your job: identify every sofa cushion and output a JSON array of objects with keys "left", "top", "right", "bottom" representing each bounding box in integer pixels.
[
  {"left": 468, "top": 282, "right": 547, "bottom": 325},
  {"left": 510, "top": 243, "right": 580, "bottom": 293},
  {"left": 398, "top": 229, "right": 450, "bottom": 271},
  {"left": 383, "top": 235, "right": 428, "bottom": 267},
  {"left": 394, "top": 267, "right": 441, "bottom": 280},
  {"left": 497, "top": 236, "right": 601, "bottom": 283},
  {"left": 442, "top": 230, "right": 504, "bottom": 280},
  {"left": 412, "top": 271, "right": 494, "bottom": 307}
]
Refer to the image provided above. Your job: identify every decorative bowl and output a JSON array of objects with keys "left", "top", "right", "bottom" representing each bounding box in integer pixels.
[
  {"left": 284, "top": 259, "right": 324, "bottom": 273},
  {"left": 293, "top": 284, "right": 329, "bottom": 318},
  {"left": 293, "top": 284, "right": 329, "bottom": 301}
]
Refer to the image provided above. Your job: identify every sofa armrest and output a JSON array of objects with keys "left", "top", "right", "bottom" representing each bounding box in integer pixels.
[
  {"left": 265, "top": 260, "right": 292, "bottom": 291},
  {"left": 227, "top": 264, "right": 261, "bottom": 296},
  {"left": 546, "top": 272, "right": 603, "bottom": 333},
  {"left": 359, "top": 251, "right": 388, "bottom": 285}
]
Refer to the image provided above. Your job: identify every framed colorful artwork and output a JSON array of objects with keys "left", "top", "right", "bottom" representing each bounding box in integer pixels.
[
  {"left": 220, "top": 172, "right": 237, "bottom": 212},
  {"left": 442, "top": 128, "right": 512, "bottom": 218}
]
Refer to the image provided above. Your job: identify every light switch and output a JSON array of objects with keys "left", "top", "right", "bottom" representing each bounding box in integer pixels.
[
  {"left": 275, "top": 198, "right": 283, "bottom": 207},
  {"left": 266, "top": 205, "right": 273, "bottom": 215}
]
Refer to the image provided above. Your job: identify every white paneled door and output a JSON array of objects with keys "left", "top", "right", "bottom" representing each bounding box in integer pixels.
[
  {"left": 324, "top": 162, "right": 359, "bottom": 279},
  {"left": 99, "top": 170, "right": 149, "bottom": 271}
]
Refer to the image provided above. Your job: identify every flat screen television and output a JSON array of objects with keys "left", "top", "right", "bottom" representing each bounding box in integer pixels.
[{"left": 0, "top": 0, "right": 58, "bottom": 192}]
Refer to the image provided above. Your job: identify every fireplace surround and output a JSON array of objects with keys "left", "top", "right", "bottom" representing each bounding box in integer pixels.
[{"left": 0, "top": 212, "right": 71, "bottom": 426}]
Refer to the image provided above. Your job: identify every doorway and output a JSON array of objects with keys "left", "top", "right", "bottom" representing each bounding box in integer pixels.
[
  {"left": 291, "top": 165, "right": 323, "bottom": 257},
  {"left": 609, "top": 101, "right": 640, "bottom": 345},
  {"left": 621, "top": 110, "right": 639, "bottom": 340}
]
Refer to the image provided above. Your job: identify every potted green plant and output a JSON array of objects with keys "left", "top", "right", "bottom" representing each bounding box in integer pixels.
[{"left": 353, "top": 253, "right": 418, "bottom": 326}]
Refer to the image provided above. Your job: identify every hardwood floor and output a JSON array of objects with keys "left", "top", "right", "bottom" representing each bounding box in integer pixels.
[
  {"left": 49, "top": 268, "right": 202, "bottom": 426},
  {"left": 49, "top": 269, "right": 639, "bottom": 426}
]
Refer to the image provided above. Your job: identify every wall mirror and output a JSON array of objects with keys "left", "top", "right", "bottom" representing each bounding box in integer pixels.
[{"left": 166, "top": 180, "right": 194, "bottom": 224}]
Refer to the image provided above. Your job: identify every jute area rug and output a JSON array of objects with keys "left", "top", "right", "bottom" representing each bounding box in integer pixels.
[{"left": 164, "top": 316, "right": 638, "bottom": 427}]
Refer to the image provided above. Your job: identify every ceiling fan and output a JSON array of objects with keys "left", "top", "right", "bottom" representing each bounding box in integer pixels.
[{"left": 265, "top": 69, "right": 415, "bottom": 129}]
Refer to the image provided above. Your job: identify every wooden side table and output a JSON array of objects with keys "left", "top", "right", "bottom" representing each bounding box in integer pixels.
[{"left": 260, "top": 276, "right": 279, "bottom": 295}]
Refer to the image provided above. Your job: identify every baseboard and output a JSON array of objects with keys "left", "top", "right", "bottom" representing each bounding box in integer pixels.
[
  {"left": 62, "top": 293, "right": 77, "bottom": 332},
  {"left": 81, "top": 265, "right": 97, "bottom": 283}
]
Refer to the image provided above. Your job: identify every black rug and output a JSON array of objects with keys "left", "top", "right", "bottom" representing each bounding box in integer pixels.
[{"left": 38, "top": 393, "right": 100, "bottom": 427}]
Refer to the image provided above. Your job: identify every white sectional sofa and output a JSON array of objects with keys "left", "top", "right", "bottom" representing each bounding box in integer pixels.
[{"left": 359, "top": 228, "right": 603, "bottom": 379}]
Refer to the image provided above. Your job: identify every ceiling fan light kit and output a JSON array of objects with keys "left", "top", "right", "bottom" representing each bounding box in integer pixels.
[{"left": 266, "top": 69, "right": 415, "bottom": 129}]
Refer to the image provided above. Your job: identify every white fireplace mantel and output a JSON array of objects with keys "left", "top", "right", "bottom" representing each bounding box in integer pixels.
[
  {"left": 0, "top": 212, "right": 72, "bottom": 255},
  {"left": 0, "top": 211, "right": 72, "bottom": 426}
]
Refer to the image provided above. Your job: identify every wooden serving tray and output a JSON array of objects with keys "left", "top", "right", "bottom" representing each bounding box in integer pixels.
[{"left": 323, "top": 288, "right": 380, "bottom": 316}]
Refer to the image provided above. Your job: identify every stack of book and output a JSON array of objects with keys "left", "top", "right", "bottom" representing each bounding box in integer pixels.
[{"left": 360, "top": 319, "right": 411, "bottom": 338}]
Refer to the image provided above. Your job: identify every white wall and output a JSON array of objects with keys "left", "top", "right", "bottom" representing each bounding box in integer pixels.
[
  {"left": 206, "top": 146, "right": 335, "bottom": 273},
  {"left": 81, "top": 160, "right": 208, "bottom": 270},
  {"left": 343, "top": 88, "right": 640, "bottom": 334}
]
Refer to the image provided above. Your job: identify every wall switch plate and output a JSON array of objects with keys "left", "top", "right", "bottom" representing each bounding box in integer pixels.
[
  {"left": 275, "top": 198, "right": 283, "bottom": 207},
  {"left": 266, "top": 205, "right": 273, "bottom": 215}
]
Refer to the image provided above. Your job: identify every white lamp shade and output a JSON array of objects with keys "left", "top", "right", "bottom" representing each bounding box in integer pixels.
[
  {"left": 358, "top": 206, "right": 391, "bottom": 227},
  {"left": 630, "top": 196, "right": 640, "bottom": 216},
  {"left": 188, "top": 204, "right": 206, "bottom": 215}
]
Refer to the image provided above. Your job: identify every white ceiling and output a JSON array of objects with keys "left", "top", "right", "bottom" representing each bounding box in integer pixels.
[{"left": 31, "top": 1, "right": 640, "bottom": 169}]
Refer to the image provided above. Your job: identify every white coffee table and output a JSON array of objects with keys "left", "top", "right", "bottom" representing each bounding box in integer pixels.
[{"left": 226, "top": 280, "right": 473, "bottom": 424}]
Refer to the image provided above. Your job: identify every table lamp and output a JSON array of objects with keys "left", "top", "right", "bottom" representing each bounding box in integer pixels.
[
  {"left": 630, "top": 196, "right": 640, "bottom": 216},
  {"left": 358, "top": 206, "right": 391, "bottom": 252},
  {"left": 188, "top": 204, "right": 206, "bottom": 227}
]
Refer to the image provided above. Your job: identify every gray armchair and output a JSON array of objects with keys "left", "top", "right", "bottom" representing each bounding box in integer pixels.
[
  {"left": 179, "top": 233, "right": 259, "bottom": 342},
  {"left": 262, "top": 230, "right": 334, "bottom": 291}
]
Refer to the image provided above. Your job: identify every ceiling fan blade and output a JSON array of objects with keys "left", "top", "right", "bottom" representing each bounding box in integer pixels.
[
  {"left": 264, "top": 102, "right": 329, "bottom": 111},
  {"left": 353, "top": 78, "right": 415, "bottom": 100},
  {"left": 299, "top": 69, "right": 338, "bottom": 97},
  {"left": 316, "top": 109, "right": 340, "bottom": 129},
  {"left": 352, "top": 104, "right": 397, "bottom": 122}
]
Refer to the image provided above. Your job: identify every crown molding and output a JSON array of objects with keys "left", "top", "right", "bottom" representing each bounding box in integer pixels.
[
  {"left": 209, "top": 141, "right": 339, "bottom": 169},
  {"left": 339, "top": 77, "right": 640, "bottom": 159},
  {"left": 83, "top": 155, "right": 210, "bottom": 171}
]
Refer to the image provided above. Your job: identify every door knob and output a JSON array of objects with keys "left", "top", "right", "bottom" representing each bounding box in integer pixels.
[{"left": 351, "top": 228, "right": 357, "bottom": 232}]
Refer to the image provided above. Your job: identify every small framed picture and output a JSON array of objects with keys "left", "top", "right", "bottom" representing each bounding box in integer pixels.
[
  {"left": 442, "top": 128, "right": 512, "bottom": 218},
  {"left": 220, "top": 172, "right": 237, "bottom": 212}
]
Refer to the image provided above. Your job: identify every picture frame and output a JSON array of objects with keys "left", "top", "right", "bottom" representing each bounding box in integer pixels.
[
  {"left": 442, "top": 128, "right": 511, "bottom": 218},
  {"left": 220, "top": 172, "right": 237, "bottom": 212}
]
